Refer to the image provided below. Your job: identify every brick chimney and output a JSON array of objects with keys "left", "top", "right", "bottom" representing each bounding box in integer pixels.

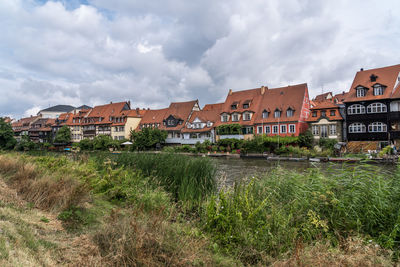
[
  {"left": 261, "top": 85, "right": 268, "bottom": 95},
  {"left": 228, "top": 89, "right": 233, "bottom": 95}
]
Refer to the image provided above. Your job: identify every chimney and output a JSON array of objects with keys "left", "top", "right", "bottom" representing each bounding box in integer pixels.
[
  {"left": 228, "top": 89, "right": 233, "bottom": 95},
  {"left": 136, "top": 107, "right": 139, "bottom": 114},
  {"left": 128, "top": 100, "right": 131, "bottom": 107},
  {"left": 110, "top": 101, "right": 113, "bottom": 104},
  {"left": 260, "top": 85, "right": 268, "bottom": 95},
  {"left": 360, "top": 68, "right": 364, "bottom": 71}
]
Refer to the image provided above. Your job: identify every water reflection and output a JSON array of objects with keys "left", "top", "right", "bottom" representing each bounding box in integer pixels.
[{"left": 213, "top": 157, "right": 398, "bottom": 187}]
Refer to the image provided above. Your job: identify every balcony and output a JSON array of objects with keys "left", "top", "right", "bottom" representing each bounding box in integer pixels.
[{"left": 219, "top": 134, "right": 245, "bottom": 140}]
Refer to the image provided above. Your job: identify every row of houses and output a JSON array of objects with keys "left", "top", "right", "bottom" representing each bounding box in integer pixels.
[{"left": 7, "top": 64, "right": 400, "bottom": 147}]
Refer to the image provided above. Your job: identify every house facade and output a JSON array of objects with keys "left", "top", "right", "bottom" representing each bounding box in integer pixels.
[
  {"left": 138, "top": 100, "right": 200, "bottom": 144},
  {"left": 182, "top": 103, "right": 223, "bottom": 144},
  {"left": 12, "top": 116, "right": 41, "bottom": 141},
  {"left": 343, "top": 64, "right": 400, "bottom": 144},
  {"left": 28, "top": 118, "right": 54, "bottom": 143},
  {"left": 253, "top": 84, "right": 310, "bottom": 137},
  {"left": 307, "top": 92, "right": 344, "bottom": 141}
]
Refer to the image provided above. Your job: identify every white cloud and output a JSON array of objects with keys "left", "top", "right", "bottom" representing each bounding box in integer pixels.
[{"left": 1, "top": 0, "right": 400, "bottom": 118}]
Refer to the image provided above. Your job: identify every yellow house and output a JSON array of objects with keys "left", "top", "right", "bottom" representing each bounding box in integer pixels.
[{"left": 111, "top": 108, "right": 148, "bottom": 140}]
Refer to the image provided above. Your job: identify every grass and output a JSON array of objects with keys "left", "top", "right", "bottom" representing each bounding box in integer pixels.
[
  {"left": 0, "top": 152, "right": 399, "bottom": 266},
  {"left": 204, "top": 165, "right": 400, "bottom": 264},
  {"left": 94, "top": 152, "right": 217, "bottom": 210}
]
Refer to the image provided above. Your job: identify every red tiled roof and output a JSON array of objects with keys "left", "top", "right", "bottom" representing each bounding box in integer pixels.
[
  {"left": 182, "top": 104, "right": 223, "bottom": 133},
  {"left": 253, "top": 83, "right": 309, "bottom": 124},
  {"left": 314, "top": 92, "right": 333, "bottom": 102},
  {"left": 138, "top": 100, "right": 198, "bottom": 131},
  {"left": 306, "top": 100, "right": 343, "bottom": 122},
  {"left": 344, "top": 64, "right": 400, "bottom": 102},
  {"left": 83, "top": 102, "right": 130, "bottom": 125}
]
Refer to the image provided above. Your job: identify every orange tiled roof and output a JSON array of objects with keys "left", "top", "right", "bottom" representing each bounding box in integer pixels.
[
  {"left": 344, "top": 64, "right": 400, "bottom": 102},
  {"left": 182, "top": 104, "right": 223, "bottom": 133},
  {"left": 306, "top": 99, "right": 343, "bottom": 122},
  {"left": 83, "top": 102, "right": 130, "bottom": 125},
  {"left": 139, "top": 100, "right": 198, "bottom": 131},
  {"left": 314, "top": 92, "right": 333, "bottom": 102},
  {"left": 253, "top": 83, "right": 309, "bottom": 124}
]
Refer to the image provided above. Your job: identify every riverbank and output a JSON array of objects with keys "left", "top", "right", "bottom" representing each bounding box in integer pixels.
[
  {"left": 0, "top": 152, "right": 398, "bottom": 266},
  {"left": 136, "top": 150, "right": 399, "bottom": 164}
]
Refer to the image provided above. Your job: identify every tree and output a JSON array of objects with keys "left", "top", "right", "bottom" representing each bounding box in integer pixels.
[
  {"left": 0, "top": 118, "right": 16, "bottom": 150},
  {"left": 54, "top": 125, "right": 71, "bottom": 144},
  {"left": 93, "top": 135, "right": 113, "bottom": 150},
  {"left": 130, "top": 127, "right": 167, "bottom": 151},
  {"left": 298, "top": 130, "right": 313, "bottom": 148}
]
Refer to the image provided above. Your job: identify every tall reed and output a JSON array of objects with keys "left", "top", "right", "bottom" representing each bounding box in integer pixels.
[
  {"left": 96, "top": 152, "right": 217, "bottom": 209},
  {"left": 204, "top": 164, "right": 400, "bottom": 264}
]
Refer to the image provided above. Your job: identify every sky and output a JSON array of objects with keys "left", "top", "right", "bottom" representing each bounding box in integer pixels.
[{"left": 1, "top": 0, "right": 400, "bottom": 119}]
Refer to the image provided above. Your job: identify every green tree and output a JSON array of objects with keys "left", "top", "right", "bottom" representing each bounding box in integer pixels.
[
  {"left": 0, "top": 118, "right": 16, "bottom": 150},
  {"left": 298, "top": 129, "right": 313, "bottom": 148},
  {"left": 15, "top": 135, "right": 37, "bottom": 151},
  {"left": 93, "top": 135, "right": 113, "bottom": 150},
  {"left": 130, "top": 127, "right": 167, "bottom": 150},
  {"left": 54, "top": 125, "right": 71, "bottom": 144}
]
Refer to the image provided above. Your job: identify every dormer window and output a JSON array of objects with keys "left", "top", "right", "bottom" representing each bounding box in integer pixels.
[
  {"left": 243, "top": 113, "right": 251, "bottom": 121},
  {"left": 274, "top": 110, "right": 281, "bottom": 118},
  {"left": 262, "top": 110, "right": 269, "bottom": 118},
  {"left": 356, "top": 86, "right": 366, "bottom": 97},
  {"left": 373, "top": 84, "right": 384, "bottom": 96},
  {"left": 231, "top": 103, "right": 238, "bottom": 110},
  {"left": 312, "top": 111, "right": 317, "bottom": 117},
  {"left": 221, "top": 115, "right": 228, "bottom": 122},
  {"left": 243, "top": 100, "right": 251, "bottom": 109},
  {"left": 167, "top": 120, "right": 174, "bottom": 125},
  {"left": 286, "top": 108, "right": 294, "bottom": 117},
  {"left": 232, "top": 114, "right": 239, "bottom": 121},
  {"left": 243, "top": 103, "right": 249, "bottom": 109}
]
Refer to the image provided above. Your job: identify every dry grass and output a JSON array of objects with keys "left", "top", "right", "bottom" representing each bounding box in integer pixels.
[
  {"left": 93, "top": 209, "right": 214, "bottom": 267},
  {"left": 273, "top": 237, "right": 395, "bottom": 267},
  {"left": 0, "top": 155, "right": 89, "bottom": 212},
  {"left": 0, "top": 172, "right": 103, "bottom": 267}
]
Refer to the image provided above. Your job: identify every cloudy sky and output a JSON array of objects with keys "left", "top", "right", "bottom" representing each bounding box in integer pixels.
[{"left": 1, "top": 0, "right": 400, "bottom": 118}]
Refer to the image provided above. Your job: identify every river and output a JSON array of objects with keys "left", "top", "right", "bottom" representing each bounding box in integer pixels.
[{"left": 213, "top": 157, "right": 398, "bottom": 187}]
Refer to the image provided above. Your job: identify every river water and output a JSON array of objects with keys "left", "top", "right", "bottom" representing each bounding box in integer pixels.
[{"left": 213, "top": 157, "right": 398, "bottom": 187}]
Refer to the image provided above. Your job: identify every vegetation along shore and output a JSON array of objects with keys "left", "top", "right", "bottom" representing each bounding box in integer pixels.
[{"left": 0, "top": 151, "right": 399, "bottom": 266}]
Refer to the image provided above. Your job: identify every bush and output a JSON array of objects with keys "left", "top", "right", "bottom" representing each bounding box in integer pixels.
[
  {"left": 130, "top": 127, "right": 167, "bottom": 151},
  {"left": 319, "top": 138, "right": 337, "bottom": 151},
  {"left": 298, "top": 130, "right": 313, "bottom": 148}
]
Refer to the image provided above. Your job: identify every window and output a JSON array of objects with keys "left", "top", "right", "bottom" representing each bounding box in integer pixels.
[
  {"left": 274, "top": 110, "right": 281, "bottom": 118},
  {"left": 231, "top": 104, "right": 237, "bottom": 110},
  {"left": 242, "top": 127, "right": 253, "bottom": 134},
  {"left": 262, "top": 111, "right": 269, "bottom": 118},
  {"left": 286, "top": 109, "right": 294, "bottom": 117},
  {"left": 257, "top": 126, "right": 263, "bottom": 134},
  {"left": 167, "top": 120, "right": 174, "bottom": 125},
  {"left": 349, "top": 123, "right": 366, "bottom": 133},
  {"left": 321, "top": 110, "right": 326, "bottom": 117},
  {"left": 373, "top": 84, "right": 384, "bottom": 96},
  {"left": 368, "top": 122, "right": 387, "bottom": 132},
  {"left": 222, "top": 115, "right": 228, "bottom": 122},
  {"left": 312, "top": 125, "right": 319, "bottom": 136},
  {"left": 243, "top": 103, "right": 249, "bottom": 109},
  {"left": 243, "top": 113, "right": 251, "bottom": 121},
  {"left": 330, "top": 125, "right": 337, "bottom": 135},
  {"left": 330, "top": 110, "right": 336, "bottom": 116},
  {"left": 280, "top": 125, "right": 287, "bottom": 133},
  {"left": 289, "top": 124, "right": 296, "bottom": 133},
  {"left": 232, "top": 114, "right": 239, "bottom": 121},
  {"left": 265, "top": 126, "right": 271, "bottom": 134},
  {"left": 348, "top": 104, "right": 365, "bottom": 114},
  {"left": 367, "top": 102, "right": 387, "bottom": 113},
  {"left": 356, "top": 87, "right": 366, "bottom": 97},
  {"left": 320, "top": 125, "right": 328, "bottom": 138},
  {"left": 272, "top": 125, "right": 279, "bottom": 134},
  {"left": 312, "top": 111, "right": 317, "bottom": 117}
]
